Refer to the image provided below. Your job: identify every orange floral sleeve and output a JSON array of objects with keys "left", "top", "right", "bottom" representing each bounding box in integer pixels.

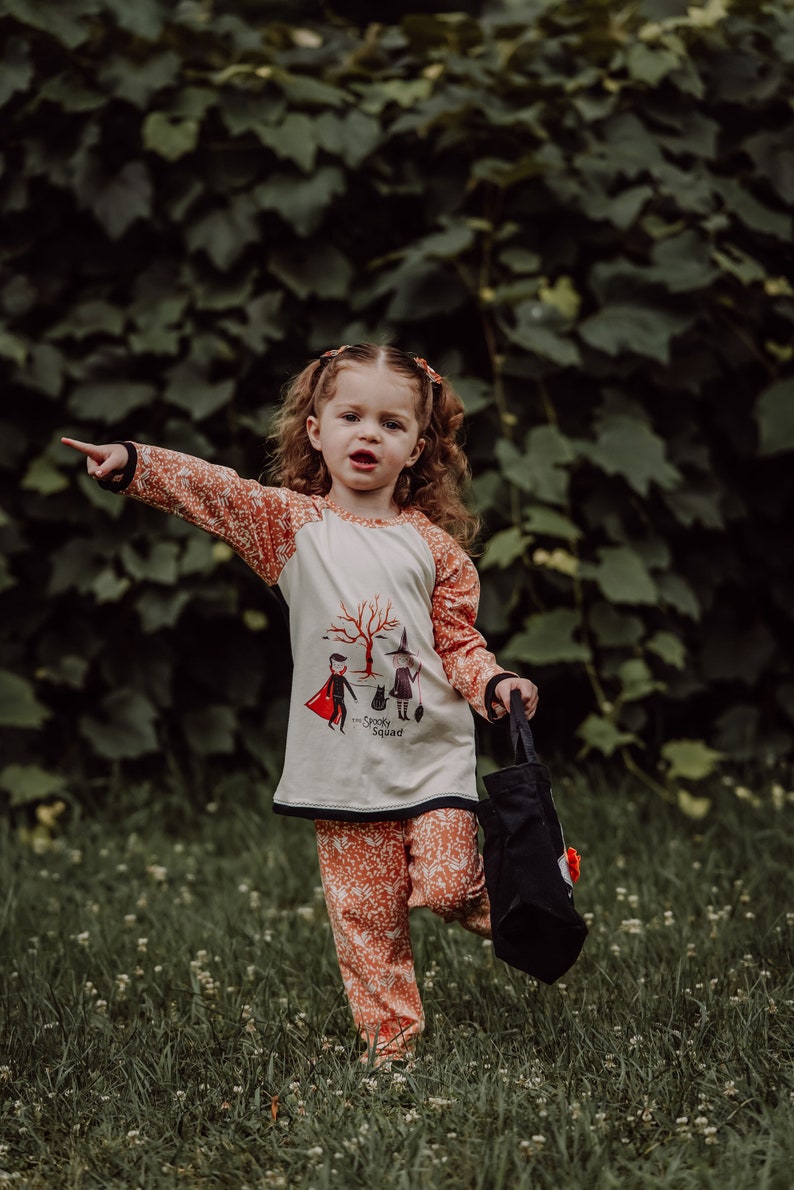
[
  {"left": 413, "top": 516, "right": 506, "bottom": 720},
  {"left": 123, "top": 443, "right": 304, "bottom": 585}
]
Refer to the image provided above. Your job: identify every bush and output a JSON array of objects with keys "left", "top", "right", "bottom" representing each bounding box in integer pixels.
[{"left": 1, "top": 0, "right": 793, "bottom": 810}]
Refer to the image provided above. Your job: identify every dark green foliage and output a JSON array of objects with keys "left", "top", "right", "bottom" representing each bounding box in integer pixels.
[{"left": 1, "top": 0, "right": 793, "bottom": 806}]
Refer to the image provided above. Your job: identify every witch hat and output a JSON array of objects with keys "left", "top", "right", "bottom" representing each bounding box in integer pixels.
[{"left": 385, "top": 628, "right": 418, "bottom": 656}]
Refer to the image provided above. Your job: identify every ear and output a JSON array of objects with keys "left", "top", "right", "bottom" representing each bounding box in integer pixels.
[
  {"left": 306, "top": 414, "right": 322, "bottom": 451},
  {"left": 407, "top": 437, "right": 425, "bottom": 467}
]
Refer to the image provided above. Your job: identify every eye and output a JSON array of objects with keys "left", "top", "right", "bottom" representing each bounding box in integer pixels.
[
  {"left": 384, "top": 419, "right": 404, "bottom": 431},
  {"left": 341, "top": 412, "right": 359, "bottom": 422}
]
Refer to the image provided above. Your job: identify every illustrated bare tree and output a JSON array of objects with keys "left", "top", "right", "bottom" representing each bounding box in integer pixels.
[{"left": 327, "top": 596, "right": 400, "bottom": 677}]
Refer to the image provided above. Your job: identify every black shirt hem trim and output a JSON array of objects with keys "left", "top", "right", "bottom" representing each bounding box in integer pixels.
[{"left": 273, "top": 794, "right": 479, "bottom": 823}]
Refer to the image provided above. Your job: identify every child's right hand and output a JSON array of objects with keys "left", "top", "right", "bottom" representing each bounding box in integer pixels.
[{"left": 61, "top": 438, "right": 129, "bottom": 480}]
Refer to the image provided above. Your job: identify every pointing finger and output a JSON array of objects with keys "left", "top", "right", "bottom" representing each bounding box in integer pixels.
[{"left": 61, "top": 437, "right": 105, "bottom": 463}]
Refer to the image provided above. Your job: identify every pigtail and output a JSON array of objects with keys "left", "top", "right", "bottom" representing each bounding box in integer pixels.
[
  {"left": 400, "top": 377, "right": 481, "bottom": 554},
  {"left": 269, "top": 360, "right": 331, "bottom": 495}
]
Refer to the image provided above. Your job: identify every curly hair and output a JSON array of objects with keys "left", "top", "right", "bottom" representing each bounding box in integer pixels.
[{"left": 268, "top": 343, "right": 481, "bottom": 553}]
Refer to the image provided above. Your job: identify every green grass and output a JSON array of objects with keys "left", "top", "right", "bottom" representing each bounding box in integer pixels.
[{"left": 1, "top": 767, "right": 792, "bottom": 1188}]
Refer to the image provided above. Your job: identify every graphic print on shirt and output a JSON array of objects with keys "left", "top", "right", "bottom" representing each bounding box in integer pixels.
[
  {"left": 305, "top": 654, "right": 359, "bottom": 734},
  {"left": 305, "top": 596, "right": 426, "bottom": 738},
  {"left": 326, "top": 595, "right": 399, "bottom": 679},
  {"left": 386, "top": 628, "right": 424, "bottom": 722}
]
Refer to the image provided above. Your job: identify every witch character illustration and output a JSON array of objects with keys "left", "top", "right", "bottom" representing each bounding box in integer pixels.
[
  {"left": 306, "top": 653, "right": 358, "bottom": 733},
  {"left": 387, "top": 629, "right": 423, "bottom": 721}
]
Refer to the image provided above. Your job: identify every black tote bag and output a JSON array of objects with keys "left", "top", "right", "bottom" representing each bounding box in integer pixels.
[{"left": 477, "top": 690, "right": 588, "bottom": 983}]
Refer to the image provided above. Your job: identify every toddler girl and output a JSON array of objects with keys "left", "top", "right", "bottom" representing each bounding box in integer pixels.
[{"left": 63, "top": 342, "right": 538, "bottom": 1066}]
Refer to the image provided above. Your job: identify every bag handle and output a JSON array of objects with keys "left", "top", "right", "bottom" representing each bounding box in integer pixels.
[{"left": 509, "top": 688, "right": 539, "bottom": 765}]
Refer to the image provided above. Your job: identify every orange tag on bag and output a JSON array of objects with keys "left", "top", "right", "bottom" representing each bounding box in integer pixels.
[{"left": 567, "top": 847, "right": 581, "bottom": 883}]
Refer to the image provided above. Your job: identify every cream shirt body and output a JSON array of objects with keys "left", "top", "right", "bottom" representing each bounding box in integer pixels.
[{"left": 118, "top": 444, "right": 505, "bottom": 820}]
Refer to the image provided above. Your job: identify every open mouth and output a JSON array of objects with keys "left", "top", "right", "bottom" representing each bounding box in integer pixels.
[{"left": 350, "top": 450, "right": 378, "bottom": 468}]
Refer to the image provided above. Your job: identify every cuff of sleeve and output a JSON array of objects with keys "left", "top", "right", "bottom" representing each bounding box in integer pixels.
[
  {"left": 97, "top": 442, "right": 137, "bottom": 492},
  {"left": 484, "top": 672, "right": 519, "bottom": 723}
]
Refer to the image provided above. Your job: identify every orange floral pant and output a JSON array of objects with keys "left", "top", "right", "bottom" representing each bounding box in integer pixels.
[{"left": 315, "top": 807, "right": 491, "bottom": 1061}]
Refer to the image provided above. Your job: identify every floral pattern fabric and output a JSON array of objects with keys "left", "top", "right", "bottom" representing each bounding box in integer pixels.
[{"left": 315, "top": 808, "right": 491, "bottom": 1060}]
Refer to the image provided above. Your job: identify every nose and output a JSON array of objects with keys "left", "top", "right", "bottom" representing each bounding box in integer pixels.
[{"left": 357, "top": 419, "right": 380, "bottom": 441}]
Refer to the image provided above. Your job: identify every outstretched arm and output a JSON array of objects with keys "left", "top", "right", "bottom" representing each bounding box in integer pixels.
[{"left": 62, "top": 437, "right": 298, "bottom": 587}]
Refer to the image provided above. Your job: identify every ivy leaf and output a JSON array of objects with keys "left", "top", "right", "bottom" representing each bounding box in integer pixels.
[
  {"left": 0, "top": 668, "right": 50, "bottom": 728},
  {"left": 626, "top": 42, "right": 682, "bottom": 86},
  {"left": 0, "top": 36, "right": 33, "bottom": 107},
  {"left": 646, "top": 631, "right": 686, "bottom": 670},
  {"left": 662, "top": 482, "right": 724, "bottom": 528},
  {"left": 186, "top": 199, "right": 259, "bottom": 271},
  {"left": 278, "top": 72, "right": 346, "bottom": 109},
  {"left": 581, "top": 413, "right": 680, "bottom": 495},
  {"left": 585, "top": 185, "right": 653, "bottom": 231},
  {"left": 314, "top": 109, "right": 382, "bottom": 169},
  {"left": 98, "top": 52, "right": 180, "bottom": 107},
  {"left": 506, "top": 314, "right": 581, "bottom": 368},
  {"left": 0, "top": 763, "right": 67, "bottom": 807},
  {"left": 38, "top": 73, "right": 102, "bottom": 112},
  {"left": 585, "top": 547, "right": 657, "bottom": 605},
  {"left": 254, "top": 113, "right": 317, "bottom": 172},
  {"left": 164, "top": 361, "right": 235, "bottom": 420},
  {"left": 255, "top": 167, "right": 346, "bottom": 236},
  {"left": 80, "top": 689, "right": 159, "bottom": 760},
  {"left": 136, "top": 589, "right": 191, "bottom": 632},
  {"left": 496, "top": 426, "right": 573, "bottom": 505},
  {"left": 69, "top": 381, "right": 157, "bottom": 422},
  {"left": 523, "top": 506, "right": 582, "bottom": 540},
  {"left": 48, "top": 299, "right": 125, "bottom": 340},
  {"left": 579, "top": 304, "right": 693, "bottom": 364},
  {"left": 756, "top": 377, "right": 794, "bottom": 456},
  {"left": 3, "top": 0, "right": 95, "bottom": 49},
  {"left": 506, "top": 609, "right": 591, "bottom": 666},
  {"left": 91, "top": 568, "right": 131, "bottom": 603},
  {"left": 648, "top": 230, "right": 719, "bottom": 294},
  {"left": 21, "top": 454, "right": 69, "bottom": 495},
  {"left": 269, "top": 244, "right": 352, "bottom": 300},
  {"left": 22, "top": 343, "right": 64, "bottom": 397},
  {"left": 101, "top": 0, "right": 165, "bottom": 40},
  {"left": 661, "top": 738, "right": 723, "bottom": 781},
  {"left": 656, "top": 572, "right": 701, "bottom": 619},
  {"left": 89, "top": 161, "right": 153, "bottom": 239},
  {"left": 479, "top": 526, "right": 528, "bottom": 570},
  {"left": 143, "top": 112, "right": 200, "bottom": 162},
  {"left": 576, "top": 714, "right": 638, "bottom": 758},
  {"left": 711, "top": 244, "right": 767, "bottom": 285},
  {"left": 589, "top": 602, "right": 644, "bottom": 647},
  {"left": 743, "top": 125, "right": 794, "bottom": 204},
  {"left": 0, "top": 328, "right": 27, "bottom": 365},
  {"left": 120, "top": 541, "right": 180, "bottom": 585},
  {"left": 716, "top": 177, "right": 793, "bottom": 241},
  {"left": 617, "top": 658, "right": 662, "bottom": 703}
]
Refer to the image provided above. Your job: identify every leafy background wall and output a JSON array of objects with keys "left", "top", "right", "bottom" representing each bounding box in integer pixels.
[{"left": 2, "top": 0, "right": 793, "bottom": 813}]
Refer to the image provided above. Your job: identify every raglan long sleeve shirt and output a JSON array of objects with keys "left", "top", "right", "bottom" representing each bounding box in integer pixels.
[{"left": 107, "top": 443, "right": 508, "bottom": 821}]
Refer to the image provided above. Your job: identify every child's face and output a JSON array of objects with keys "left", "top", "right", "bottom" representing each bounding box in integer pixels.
[{"left": 306, "top": 365, "right": 424, "bottom": 511}]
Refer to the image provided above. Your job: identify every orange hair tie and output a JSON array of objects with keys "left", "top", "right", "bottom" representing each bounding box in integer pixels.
[{"left": 413, "top": 355, "right": 442, "bottom": 386}]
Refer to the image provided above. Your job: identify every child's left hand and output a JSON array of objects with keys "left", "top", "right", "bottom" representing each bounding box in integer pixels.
[{"left": 493, "top": 675, "right": 538, "bottom": 720}]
